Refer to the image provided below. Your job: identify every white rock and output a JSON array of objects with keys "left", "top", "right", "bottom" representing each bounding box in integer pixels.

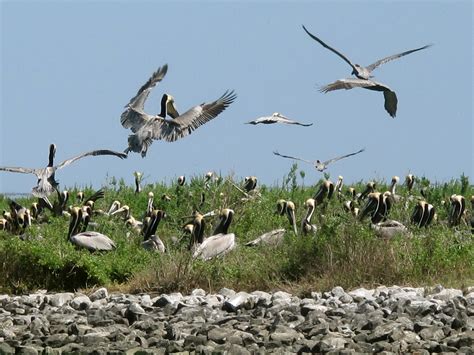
[
  {"left": 70, "top": 295, "right": 92, "bottom": 310},
  {"left": 89, "top": 288, "right": 108, "bottom": 302},
  {"left": 48, "top": 293, "right": 74, "bottom": 307}
]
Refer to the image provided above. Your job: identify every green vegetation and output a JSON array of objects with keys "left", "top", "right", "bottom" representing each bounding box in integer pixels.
[{"left": 0, "top": 170, "right": 472, "bottom": 295}]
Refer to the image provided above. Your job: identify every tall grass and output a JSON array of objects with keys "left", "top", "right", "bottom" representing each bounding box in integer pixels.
[{"left": 0, "top": 171, "right": 472, "bottom": 295}]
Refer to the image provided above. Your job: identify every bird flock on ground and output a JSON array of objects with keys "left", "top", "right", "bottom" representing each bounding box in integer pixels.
[{"left": 1, "top": 26, "right": 470, "bottom": 259}]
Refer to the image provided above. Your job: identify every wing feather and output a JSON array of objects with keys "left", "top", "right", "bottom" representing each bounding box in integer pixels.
[{"left": 0, "top": 166, "right": 37, "bottom": 175}]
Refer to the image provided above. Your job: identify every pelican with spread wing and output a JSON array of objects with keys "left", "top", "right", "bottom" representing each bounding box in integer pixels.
[
  {"left": 121, "top": 64, "right": 237, "bottom": 157},
  {"left": 273, "top": 148, "right": 365, "bottom": 172},
  {"left": 0, "top": 144, "right": 127, "bottom": 198},
  {"left": 246, "top": 112, "right": 313, "bottom": 126}
]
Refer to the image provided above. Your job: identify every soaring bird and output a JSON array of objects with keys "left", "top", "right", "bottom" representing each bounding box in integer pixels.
[
  {"left": 302, "top": 25, "right": 431, "bottom": 81},
  {"left": 273, "top": 148, "right": 365, "bottom": 172},
  {"left": 0, "top": 144, "right": 127, "bottom": 198},
  {"left": 246, "top": 112, "right": 313, "bottom": 127},
  {"left": 121, "top": 65, "right": 236, "bottom": 157},
  {"left": 320, "top": 78, "right": 398, "bottom": 118}
]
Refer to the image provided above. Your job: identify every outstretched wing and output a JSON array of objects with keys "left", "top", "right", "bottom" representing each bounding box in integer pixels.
[
  {"left": 150, "top": 90, "right": 237, "bottom": 142},
  {"left": 0, "top": 166, "right": 37, "bottom": 175},
  {"left": 366, "top": 44, "right": 432, "bottom": 72},
  {"left": 273, "top": 151, "right": 313, "bottom": 165},
  {"left": 320, "top": 78, "right": 393, "bottom": 93},
  {"left": 275, "top": 113, "right": 313, "bottom": 127},
  {"left": 56, "top": 150, "right": 127, "bottom": 170},
  {"left": 302, "top": 25, "right": 358, "bottom": 74},
  {"left": 323, "top": 148, "right": 365, "bottom": 166},
  {"left": 121, "top": 65, "right": 168, "bottom": 130}
]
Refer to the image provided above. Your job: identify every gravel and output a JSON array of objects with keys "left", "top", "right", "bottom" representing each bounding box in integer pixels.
[{"left": 0, "top": 285, "right": 472, "bottom": 353}]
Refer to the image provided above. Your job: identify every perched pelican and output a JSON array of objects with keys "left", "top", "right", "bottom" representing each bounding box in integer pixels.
[
  {"left": 273, "top": 148, "right": 365, "bottom": 172},
  {"left": 161, "top": 194, "right": 172, "bottom": 202},
  {"left": 335, "top": 176, "right": 344, "bottom": 199},
  {"left": 245, "top": 228, "right": 286, "bottom": 247},
  {"left": 121, "top": 65, "right": 236, "bottom": 157},
  {"left": 448, "top": 194, "right": 466, "bottom": 227},
  {"left": 301, "top": 198, "right": 317, "bottom": 235},
  {"left": 193, "top": 209, "right": 236, "bottom": 261},
  {"left": 405, "top": 174, "right": 415, "bottom": 193},
  {"left": 146, "top": 192, "right": 155, "bottom": 217},
  {"left": 371, "top": 220, "right": 408, "bottom": 239},
  {"left": 246, "top": 112, "right": 313, "bottom": 127},
  {"left": 134, "top": 171, "right": 143, "bottom": 194},
  {"left": 107, "top": 200, "right": 121, "bottom": 215},
  {"left": 177, "top": 176, "right": 186, "bottom": 186},
  {"left": 302, "top": 25, "right": 431, "bottom": 80},
  {"left": 389, "top": 176, "right": 401, "bottom": 202},
  {"left": 276, "top": 199, "right": 298, "bottom": 235},
  {"left": 359, "top": 191, "right": 392, "bottom": 224},
  {"left": 343, "top": 200, "right": 359, "bottom": 217},
  {"left": 68, "top": 207, "right": 116, "bottom": 252},
  {"left": 0, "top": 144, "right": 127, "bottom": 198},
  {"left": 243, "top": 176, "right": 258, "bottom": 192},
  {"left": 470, "top": 196, "right": 474, "bottom": 234},
  {"left": 8, "top": 200, "right": 31, "bottom": 233},
  {"left": 358, "top": 181, "right": 376, "bottom": 201},
  {"left": 411, "top": 200, "right": 435, "bottom": 228},
  {"left": 313, "top": 180, "right": 335, "bottom": 205},
  {"left": 142, "top": 210, "right": 166, "bottom": 253},
  {"left": 320, "top": 78, "right": 398, "bottom": 117},
  {"left": 76, "top": 191, "right": 84, "bottom": 203},
  {"left": 347, "top": 187, "right": 357, "bottom": 200},
  {"left": 0, "top": 218, "right": 8, "bottom": 231}
]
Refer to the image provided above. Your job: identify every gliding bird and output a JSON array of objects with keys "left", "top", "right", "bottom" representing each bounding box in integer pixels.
[
  {"left": 246, "top": 112, "right": 313, "bottom": 127},
  {"left": 0, "top": 144, "right": 127, "bottom": 198},
  {"left": 273, "top": 148, "right": 365, "bottom": 172}
]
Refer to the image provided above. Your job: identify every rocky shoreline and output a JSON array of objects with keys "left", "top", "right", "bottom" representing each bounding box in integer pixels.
[{"left": 0, "top": 285, "right": 473, "bottom": 354}]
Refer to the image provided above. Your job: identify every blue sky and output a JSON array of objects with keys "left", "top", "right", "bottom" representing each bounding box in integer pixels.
[{"left": 1, "top": 1, "right": 472, "bottom": 194}]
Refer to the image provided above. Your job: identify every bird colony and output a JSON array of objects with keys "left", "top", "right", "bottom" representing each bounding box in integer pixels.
[{"left": 0, "top": 27, "right": 471, "bottom": 262}]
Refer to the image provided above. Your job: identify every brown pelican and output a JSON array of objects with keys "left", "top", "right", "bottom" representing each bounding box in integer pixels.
[
  {"left": 193, "top": 209, "right": 236, "bottom": 261},
  {"left": 107, "top": 200, "right": 121, "bottom": 215},
  {"left": 359, "top": 191, "right": 392, "bottom": 224},
  {"left": 0, "top": 144, "right": 127, "bottom": 198},
  {"left": 405, "top": 174, "right": 415, "bottom": 192},
  {"left": 448, "top": 194, "right": 466, "bottom": 227},
  {"left": 0, "top": 218, "right": 8, "bottom": 231},
  {"left": 121, "top": 65, "right": 236, "bottom": 157},
  {"left": 142, "top": 209, "right": 166, "bottom": 253},
  {"left": 389, "top": 176, "right": 401, "bottom": 202},
  {"left": 134, "top": 171, "right": 143, "bottom": 194},
  {"left": 68, "top": 207, "right": 116, "bottom": 252},
  {"left": 76, "top": 191, "right": 84, "bottom": 203},
  {"left": 245, "top": 228, "right": 286, "bottom": 247},
  {"left": 8, "top": 200, "right": 31, "bottom": 233},
  {"left": 246, "top": 112, "right": 313, "bottom": 126},
  {"left": 358, "top": 181, "right": 376, "bottom": 201},
  {"left": 371, "top": 220, "right": 408, "bottom": 239},
  {"left": 313, "top": 180, "right": 335, "bottom": 205},
  {"left": 302, "top": 25, "right": 431, "bottom": 81},
  {"left": 335, "top": 176, "right": 344, "bottom": 198},
  {"left": 243, "top": 176, "right": 258, "bottom": 192},
  {"left": 177, "top": 175, "right": 186, "bottom": 186},
  {"left": 301, "top": 198, "right": 317, "bottom": 235},
  {"left": 411, "top": 200, "right": 435, "bottom": 228},
  {"left": 470, "top": 196, "right": 474, "bottom": 234},
  {"left": 273, "top": 148, "right": 364, "bottom": 172},
  {"left": 343, "top": 200, "right": 359, "bottom": 217},
  {"left": 320, "top": 78, "right": 398, "bottom": 117},
  {"left": 146, "top": 192, "right": 155, "bottom": 217},
  {"left": 276, "top": 199, "right": 298, "bottom": 235}
]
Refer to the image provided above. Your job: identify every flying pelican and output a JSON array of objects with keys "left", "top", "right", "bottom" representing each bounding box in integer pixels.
[
  {"left": 246, "top": 113, "right": 313, "bottom": 127},
  {"left": 301, "top": 198, "right": 317, "bottom": 235},
  {"left": 121, "top": 65, "right": 236, "bottom": 157},
  {"left": 302, "top": 25, "right": 431, "bottom": 81},
  {"left": 0, "top": 144, "right": 127, "bottom": 198},
  {"left": 68, "top": 207, "right": 116, "bottom": 252},
  {"left": 193, "top": 209, "right": 236, "bottom": 261},
  {"left": 274, "top": 148, "right": 364, "bottom": 172},
  {"left": 411, "top": 200, "right": 435, "bottom": 228},
  {"left": 320, "top": 78, "right": 398, "bottom": 117}
]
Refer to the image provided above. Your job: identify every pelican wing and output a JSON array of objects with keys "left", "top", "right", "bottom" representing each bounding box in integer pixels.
[
  {"left": 70, "top": 232, "right": 116, "bottom": 251},
  {"left": 274, "top": 113, "right": 313, "bottom": 127},
  {"left": 56, "top": 150, "right": 127, "bottom": 170},
  {"left": 0, "top": 166, "right": 37, "bottom": 175},
  {"left": 150, "top": 90, "right": 237, "bottom": 142},
  {"left": 383, "top": 90, "right": 398, "bottom": 118},
  {"left": 121, "top": 65, "right": 168, "bottom": 130},
  {"left": 193, "top": 233, "right": 236, "bottom": 260},
  {"left": 302, "top": 25, "right": 358, "bottom": 74},
  {"left": 323, "top": 148, "right": 365, "bottom": 166},
  {"left": 366, "top": 44, "right": 432, "bottom": 72},
  {"left": 273, "top": 151, "right": 313, "bottom": 165}
]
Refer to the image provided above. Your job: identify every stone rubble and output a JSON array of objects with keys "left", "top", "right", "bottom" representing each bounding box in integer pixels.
[{"left": 0, "top": 285, "right": 472, "bottom": 354}]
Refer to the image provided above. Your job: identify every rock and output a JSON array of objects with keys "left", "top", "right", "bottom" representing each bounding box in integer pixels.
[
  {"left": 90, "top": 288, "right": 108, "bottom": 301},
  {"left": 223, "top": 292, "right": 255, "bottom": 312},
  {"left": 48, "top": 293, "right": 74, "bottom": 307},
  {"left": 70, "top": 295, "right": 92, "bottom": 310}
]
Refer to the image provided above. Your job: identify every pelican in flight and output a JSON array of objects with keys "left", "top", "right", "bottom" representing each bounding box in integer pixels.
[
  {"left": 273, "top": 148, "right": 364, "bottom": 172},
  {"left": 121, "top": 64, "right": 237, "bottom": 157},
  {"left": 0, "top": 144, "right": 127, "bottom": 198},
  {"left": 302, "top": 25, "right": 431, "bottom": 80},
  {"left": 246, "top": 113, "right": 313, "bottom": 127},
  {"left": 302, "top": 26, "right": 431, "bottom": 118}
]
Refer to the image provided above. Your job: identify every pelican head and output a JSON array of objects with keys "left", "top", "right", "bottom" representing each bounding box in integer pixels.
[
  {"left": 177, "top": 175, "right": 186, "bottom": 186},
  {"left": 391, "top": 176, "right": 400, "bottom": 184},
  {"left": 276, "top": 199, "right": 287, "bottom": 215}
]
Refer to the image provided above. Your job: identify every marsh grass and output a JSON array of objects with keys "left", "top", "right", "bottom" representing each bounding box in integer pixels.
[{"left": 0, "top": 172, "right": 472, "bottom": 295}]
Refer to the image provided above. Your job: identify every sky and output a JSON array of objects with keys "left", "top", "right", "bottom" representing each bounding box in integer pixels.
[{"left": 1, "top": 0, "right": 472, "bottom": 194}]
